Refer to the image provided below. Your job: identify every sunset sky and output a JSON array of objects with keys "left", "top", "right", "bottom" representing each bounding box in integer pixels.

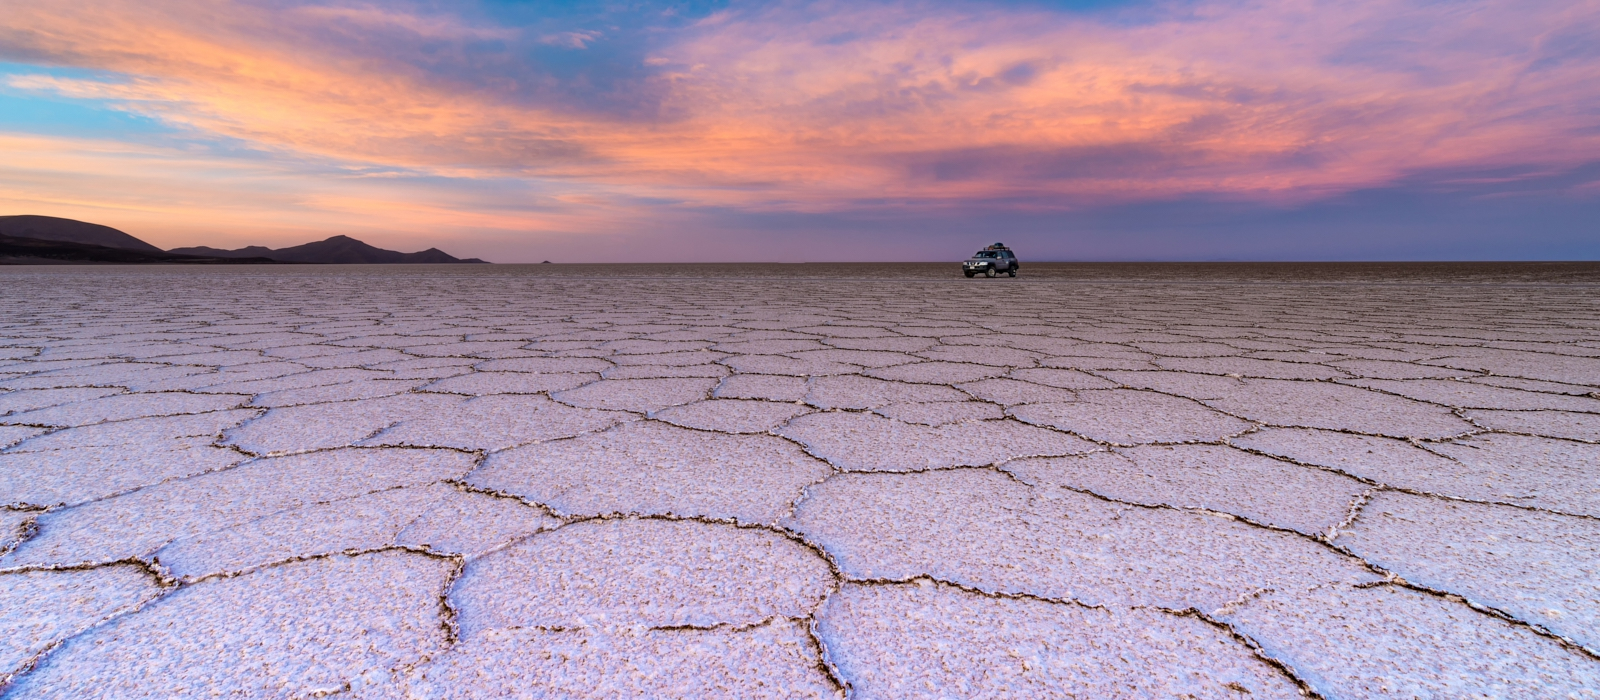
[{"left": 2, "top": 0, "right": 1596, "bottom": 262}]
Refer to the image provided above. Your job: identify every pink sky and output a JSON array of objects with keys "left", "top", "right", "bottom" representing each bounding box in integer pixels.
[{"left": 1, "top": 0, "right": 1596, "bottom": 260}]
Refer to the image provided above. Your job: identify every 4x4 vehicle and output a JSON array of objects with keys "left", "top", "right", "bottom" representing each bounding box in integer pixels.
[{"left": 963, "top": 243, "right": 1019, "bottom": 278}]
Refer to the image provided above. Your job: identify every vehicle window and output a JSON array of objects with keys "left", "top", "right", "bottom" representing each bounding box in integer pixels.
[
  {"left": 1003, "top": 251, "right": 1014, "bottom": 258},
  {"left": 976, "top": 251, "right": 997, "bottom": 258}
]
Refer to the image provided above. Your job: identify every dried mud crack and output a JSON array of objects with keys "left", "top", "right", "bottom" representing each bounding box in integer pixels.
[{"left": 1, "top": 266, "right": 1598, "bottom": 698}]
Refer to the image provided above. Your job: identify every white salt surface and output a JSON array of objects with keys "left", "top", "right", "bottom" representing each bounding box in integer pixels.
[
  {"left": 1006, "top": 446, "right": 1366, "bottom": 535},
  {"left": 473, "top": 421, "right": 831, "bottom": 523},
  {"left": 454, "top": 518, "right": 832, "bottom": 634},
  {"left": 1, "top": 266, "right": 1596, "bottom": 696},
  {"left": 653, "top": 398, "right": 812, "bottom": 433},
  {"left": 0, "top": 440, "right": 244, "bottom": 508},
  {"left": 779, "top": 411, "right": 1096, "bottom": 471},
  {"left": 375, "top": 622, "right": 839, "bottom": 699},
  {"left": 0, "top": 565, "right": 164, "bottom": 682},
  {"left": 7, "top": 551, "right": 451, "bottom": 699},
  {"left": 1220, "top": 583, "right": 1599, "bottom": 698},
  {"left": 1339, "top": 491, "right": 1600, "bottom": 649},
  {"left": 1008, "top": 388, "right": 1251, "bottom": 444},
  {"left": 3, "top": 448, "right": 474, "bottom": 567},
  {"left": 819, "top": 581, "right": 1301, "bottom": 699},
  {"left": 787, "top": 469, "right": 1377, "bottom": 611}
]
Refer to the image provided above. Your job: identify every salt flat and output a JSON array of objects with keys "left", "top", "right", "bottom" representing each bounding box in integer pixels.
[{"left": 1, "top": 263, "right": 1598, "bottom": 698}]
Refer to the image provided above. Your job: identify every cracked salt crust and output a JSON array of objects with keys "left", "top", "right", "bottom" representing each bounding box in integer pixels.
[
  {"left": 1095, "top": 369, "right": 1248, "bottom": 399},
  {"left": 1465, "top": 408, "right": 1600, "bottom": 442},
  {"left": 604, "top": 363, "right": 729, "bottom": 379},
  {"left": 395, "top": 488, "right": 560, "bottom": 557},
  {"left": 871, "top": 400, "right": 1003, "bottom": 426},
  {"left": 422, "top": 370, "right": 599, "bottom": 395},
  {"left": 3, "top": 268, "right": 1599, "bottom": 696},
  {"left": 1468, "top": 374, "right": 1598, "bottom": 396},
  {"left": 1421, "top": 346, "right": 1600, "bottom": 385},
  {"left": 1006, "top": 367, "right": 1117, "bottom": 389},
  {"left": 224, "top": 393, "right": 459, "bottom": 453},
  {"left": 0, "top": 510, "right": 32, "bottom": 554},
  {"left": 550, "top": 377, "right": 717, "bottom": 413},
  {"left": 372, "top": 394, "right": 631, "bottom": 451},
  {"left": 12, "top": 409, "right": 259, "bottom": 451},
  {"left": 228, "top": 393, "right": 629, "bottom": 454},
  {"left": 864, "top": 360, "right": 1009, "bottom": 384},
  {"left": 788, "top": 348, "right": 920, "bottom": 368},
  {"left": 721, "top": 354, "right": 861, "bottom": 376},
  {"left": 189, "top": 367, "right": 391, "bottom": 394},
  {"left": 250, "top": 377, "right": 426, "bottom": 407},
  {"left": 2, "top": 448, "right": 474, "bottom": 568},
  {"left": 1155, "top": 355, "right": 1350, "bottom": 380},
  {"left": 607, "top": 350, "right": 727, "bottom": 366},
  {"left": 0, "top": 440, "right": 245, "bottom": 508},
  {"left": 1006, "top": 446, "right": 1366, "bottom": 535},
  {"left": 818, "top": 581, "right": 1301, "bottom": 699},
  {"left": 1339, "top": 491, "right": 1600, "bottom": 650},
  {"left": 1220, "top": 583, "right": 1600, "bottom": 698},
  {"left": 374, "top": 621, "right": 840, "bottom": 699},
  {"left": 779, "top": 412, "right": 1096, "bottom": 471},
  {"left": 455, "top": 519, "right": 831, "bottom": 633},
  {"left": 653, "top": 399, "right": 812, "bottom": 433},
  {"left": 0, "top": 388, "right": 125, "bottom": 417},
  {"left": 822, "top": 336, "right": 938, "bottom": 352},
  {"left": 473, "top": 356, "right": 613, "bottom": 373},
  {"left": 1348, "top": 377, "right": 1600, "bottom": 411},
  {"left": 1423, "top": 433, "right": 1600, "bottom": 516},
  {"left": 1200, "top": 378, "right": 1475, "bottom": 439},
  {"left": 0, "top": 426, "right": 45, "bottom": 450},
  {"left": 156, "top": 483, "right": 458, "bottom": 579},
  {"left": 957, "top": 377, "right": 1078, "bottom": 405},
  {"left": 296, "top": 347, "right": 412, "bottom": 368},
  {"left": 914, "top": 344, "right": 1042, "bottom": 367},
  {"left": 803, "top": 374, "right": 966, "bottom": 410},
  {"left": 787, "top": 470, "right": 1377, "bottom": 611},
  {"left": 1009, "top": 389, "right": 1252, "bottom": 444},
  {"left": 714, "top": 373, "right": 809, "bottom": 401},
  {"left": 0, "top": 565, "right": 165, "bottom": 682},
  {"left": 0, "top": 391, "right": 248, "bottom": 428},
  {"left": 6, "top": 551, "right": 452, "bottom": 699},
  {"left": 1326, "top": 358, "right": 1470, "bottom": 379},
  {"left": 473, "top": 421, "right": 832, "bottom": 524}
]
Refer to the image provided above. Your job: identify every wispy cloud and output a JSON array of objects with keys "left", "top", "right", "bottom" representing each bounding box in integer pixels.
[
  {"left": 539, "top": 30, "right": 603, "bottom": 49},
  {"left": 1, "top": 0, "right": 1596, "bottom": 258}
]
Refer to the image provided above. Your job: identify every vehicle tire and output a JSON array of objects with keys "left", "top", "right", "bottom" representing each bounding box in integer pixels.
[
  {"left": 964, "top": 270, "right": 975, "bottom": 278},
  {"left": 1008, "top": 269, "right": 1016, "bottom": 277},
  {"left": 985, "top": 268, "right": 996, "bottom": 278}
]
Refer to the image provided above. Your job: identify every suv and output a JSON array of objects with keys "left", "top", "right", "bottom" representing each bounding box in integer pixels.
[{"left": 963, "top": 243, "right": 1019, "bottom": 277}]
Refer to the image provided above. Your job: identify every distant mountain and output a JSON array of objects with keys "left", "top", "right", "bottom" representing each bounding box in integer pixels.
[
  {"left": 0, "top": 215, "right": 164, "bottom": 252},
  {"left": 169, "top": 235, "right": 489, "bottom": 264},
  {"left": 173, "top": 245, "right": 277, "bottom": 258},
  {"left": 2, "top": 215, "right": 489, "bottom": 264},
  {"left": 1, "top": 234, "right": 278, "bottom": 265}
]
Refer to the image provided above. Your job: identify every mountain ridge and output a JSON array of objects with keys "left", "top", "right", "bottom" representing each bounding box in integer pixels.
[
  {"left": 0, "top": 234, "right": 279, "bottom": 265},
  {"left": 2, "top": 216, "right": 489, "bottom": 264},
  {"left": 0, "top": 215, "right": 165, "bottom": 253},
  {"left": 170, "top": 235, "right": 489, "bottom": 264}
]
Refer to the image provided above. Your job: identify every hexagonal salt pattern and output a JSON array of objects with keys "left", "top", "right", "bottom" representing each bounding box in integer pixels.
[
  {"left": 818, "top": 581, "right": 1302, "bottom": 699},
  {"left": 1, "top": 265, "right": 1597, "bottom": 696}
]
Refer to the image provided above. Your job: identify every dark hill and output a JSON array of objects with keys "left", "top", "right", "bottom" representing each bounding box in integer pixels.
[
  {"left": 169, "top": 235, "right": 488, "bottom": 264},
  {"left": 0, "top": 215, "right": 164, "bottom": 252},
  {"left": 172, "top": 245, "right": 277, "bottom": 258},
  {"left": 1, "top": 234, "right": 278, "bottom": 265}
]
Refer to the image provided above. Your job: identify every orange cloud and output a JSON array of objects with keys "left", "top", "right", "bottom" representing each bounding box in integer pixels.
[{"left": 2, "top": 0, "right": 1597, "bottom": 223}]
